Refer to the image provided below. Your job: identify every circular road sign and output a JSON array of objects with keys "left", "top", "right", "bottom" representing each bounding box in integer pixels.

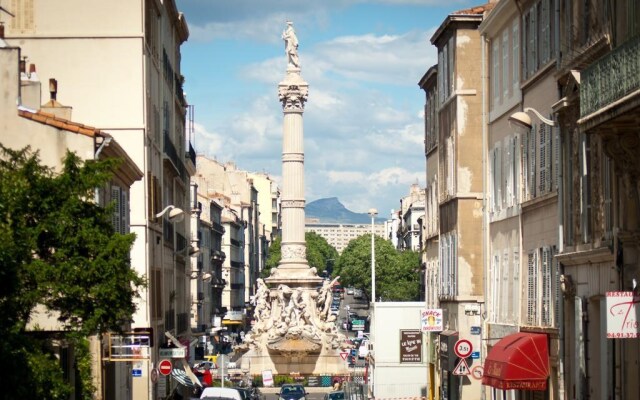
[
  {"left": 454, "top": 339, "right": 473, "bottom": 358},
  {"left": 158, "top": 359, "right": 172, "bottom": 376}
]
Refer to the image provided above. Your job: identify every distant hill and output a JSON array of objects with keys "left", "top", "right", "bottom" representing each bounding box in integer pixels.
[{"left": 306, "top": 197, "right": 385, "bottom": 224}]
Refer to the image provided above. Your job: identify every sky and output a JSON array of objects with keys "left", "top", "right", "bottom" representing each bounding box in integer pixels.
[{"left": 176, "top": 0, "right": 478, "bottom": 217}]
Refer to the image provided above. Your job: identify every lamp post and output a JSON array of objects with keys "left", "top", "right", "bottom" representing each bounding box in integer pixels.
[{"left": 368, "top": 208, "right": 378, "bottom": 303}]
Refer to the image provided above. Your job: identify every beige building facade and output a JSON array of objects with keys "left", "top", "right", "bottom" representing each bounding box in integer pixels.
[
  {"left": 1, "top": 1, "right": 194, "bottom": 398},
  {"left": 426, "top": 5, "right": 490, "bottom": 399},
  {"left": 305, "top": 221, "right": 386, "bottom": 254},
  {"left": 1, "top": 41, "right": 143, "bottom": 399}
]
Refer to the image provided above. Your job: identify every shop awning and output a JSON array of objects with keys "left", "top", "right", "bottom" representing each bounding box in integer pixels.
[{"left": 482, "top": 332, "right": 549, "bottom": 391}]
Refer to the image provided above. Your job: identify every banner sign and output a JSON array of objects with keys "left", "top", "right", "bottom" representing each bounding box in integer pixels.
[
  {"left": 606, "top": 291, "right": 640, "bottom": 338},
  {"left": 400, "top": 330, "right": 422, "bottom": 363},
  {"left": 421, "top": 309, "right": 443, "bottom": 332}
]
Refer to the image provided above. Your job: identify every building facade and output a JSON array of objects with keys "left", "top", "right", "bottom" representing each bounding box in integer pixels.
[
  {"left": 427, "top": 4, "right": 491, "bottom": 399},
  {"left": 1, "top": 1, "right": 195, "bottom": 398},
  {"left": 305, "top": 221, "right": 386, "bottom": 254}
]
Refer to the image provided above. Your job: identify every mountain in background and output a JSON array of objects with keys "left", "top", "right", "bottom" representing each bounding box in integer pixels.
[{"left": 306, "top": 197, "right": 386, "bottom": 224}]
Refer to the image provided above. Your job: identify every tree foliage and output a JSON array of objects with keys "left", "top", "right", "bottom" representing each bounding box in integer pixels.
[
  {"left": 261, "top": 232, "right": 338, "bottom": 278},
  {"left": 0, "top": 145, "right": 144, "bottom": 398},
  {"left": 333, "top": 234, "right": 420, "bottom": 302}
]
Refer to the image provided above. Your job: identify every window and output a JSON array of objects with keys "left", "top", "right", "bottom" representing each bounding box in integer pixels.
[
  {"left": 523, "top": 0, "right": 554, "bottom": 78},
  {"left": 526, "top": 250, "right": 539, "bottom": 325},
  {"left": 511, "top": 248, "right": 520, "bottom": 324},
  {"left": 438, "top": 36, "right": 455, "bottom": 105},
  {"left": 512, "top": 21, "right": 520, "bottom": 91},
  {"left": 440, "top": 232, "right": 457, "bottom": 297},
  {"left": 579, "top": 133, "right": 592, "bottom": 243},
  {"left": 111, "top": 185, "right": 129, "bottom": 234},
  {"left": 502, "top": 30, "right": 509, "bottom": 98},
  {"left": 492, "top": 40, "right": 500, "bottom": 106},
  {"left": 526, "top": 246, "right": 557, "bottom": 327}
]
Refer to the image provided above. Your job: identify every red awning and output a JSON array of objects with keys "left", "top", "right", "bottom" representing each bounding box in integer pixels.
[{"left": 482, "top": 332, "right": 549, "bottom": 391}]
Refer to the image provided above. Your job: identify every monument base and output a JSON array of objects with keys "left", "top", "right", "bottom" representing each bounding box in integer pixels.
[{"left": 237, "top": 345, "right": 350, "bottom": 376}]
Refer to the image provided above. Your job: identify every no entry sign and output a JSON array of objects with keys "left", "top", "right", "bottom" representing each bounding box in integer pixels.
[{"left": 158, "top": 359, "right": 172, "bottom": 376}]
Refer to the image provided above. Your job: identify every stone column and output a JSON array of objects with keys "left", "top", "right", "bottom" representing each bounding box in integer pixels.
[{"left": 267, "top": 24, "right": 320, "bottom": 287}]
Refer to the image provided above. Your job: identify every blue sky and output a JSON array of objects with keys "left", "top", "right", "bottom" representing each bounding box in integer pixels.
[{"left": 176, "top": 0, "right": 478, "bottom": 217}]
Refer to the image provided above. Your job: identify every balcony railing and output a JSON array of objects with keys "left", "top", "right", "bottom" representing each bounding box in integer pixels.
[
  {"left": 581, "top": 35, "right": 640, "bottom": 117},
  {"left": 187, "top": 142, "right": 196, "bottom": 167},
  {"left": 163, "top": 130, "right": 187, "bottom": 180}
]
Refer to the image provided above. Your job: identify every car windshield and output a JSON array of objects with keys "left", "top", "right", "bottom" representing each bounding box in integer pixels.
[
  {"left": 283, "top": 386, "right": 304, "bottom": 394},
  {"left": 328, "top": 392, "right": 345, "bottom": 400}
]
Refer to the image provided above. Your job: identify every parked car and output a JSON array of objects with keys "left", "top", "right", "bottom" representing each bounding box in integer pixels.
[
  {"left": 193, "top": 360, "right": 218, "bottom": 372},
  {"left": 324, "top": 391, "right": 345, "bottom": 400},
  {"left": 358, "top": 339, "right": 370, "bottom": 358},
  {"left": 277, "top": 384, "right": 307, "bottom": 400},
  {"left": 200, "top": 387, "right": 243, "bottom": 400},
  {"left": 346, "top": 287, "right": 354, "bottom": 295}
]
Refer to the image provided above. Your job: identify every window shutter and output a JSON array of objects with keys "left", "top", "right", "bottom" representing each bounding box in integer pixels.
[
  {"left": 492, "top": 254, "right": 499, "bottom": 322},
  {"left": 553, "top": 125, "right": 559, "bottom": 191},
  {"left": 502, "top": 250, "right": 509, "bottom": 321},
  {"left": 541, "top": 247, "right": 552, "bottom": 326},
  {"left": 121, "top": 190, "right": 128, "bottom": 234},
  {"left": 492, "top": 40, "right": 500, "bottom": 106},
  {"left": 512, "top": 21, "right": 520, "bottom": 91},
  {"left": 448, "top": 36, "right": 455, "bottom": 97},
  {"left": 452, "top": 233, "right": 457, "bottom": 296},
  {"left": 539, "top": 124, "right": 547, "bottom": 194},
  {"left": 528, "top": 125, "right": 537, "bottom": 199},
  {"left": 502, "top": 30, "right": 509, "bottom": 98},
  {"left": 491, "top": 148, "right": 497, "bottom": 212},
  {"left": 112, "top": 186, "right": 122, "bottom": 234},
  {"left": 513, "top": 135, "right": 519, "bottom": 205},
  {"left": 553, "top": 246, "right": 560, "bottom": 327},
  {"left": 496, "top": 145, "right": 503, "bottom": 210},
  {"left": 504, "top": 138, "right": 512, "bottom": 207},
  {"left": 512, "top": 247, "right": 520, "bottom": 324},
  {"left": 527, "top": 250, "right": 538, "bottom": 325}
]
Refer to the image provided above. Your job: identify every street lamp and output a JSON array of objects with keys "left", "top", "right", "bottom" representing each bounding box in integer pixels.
[
  {"left": 368, "top": 208, "right": 378, "bottom": 303},
  {"left": 156, "top": 205, "right": 185, "bottom": 222},
  {"left": 508, "top": 107, "right": 556, "bottom": 129}
]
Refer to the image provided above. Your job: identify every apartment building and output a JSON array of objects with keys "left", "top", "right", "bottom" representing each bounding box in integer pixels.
[
  {"left": 1, "top": 1, "right": 194, "bottom": 398},
  {"left": 427, "top": 4, "right": 491, "bottom": 399},
  {"left": 305, "top": 221, "right": 386, "bottom": 254},
  {"left": 553, "top": 1, "right": 640, "bottom": 399},
  {"left": 479, "top": 0, "right": 562, "bottom": 398},
  {"left": 418, "top": 64, "right": 439, "bottom": 399},
  {"left": 1, "top": 42, "right": 143, "bottom": 399},
  {"left": 398, "top": 183, "right": 426, "bottom": 251}
]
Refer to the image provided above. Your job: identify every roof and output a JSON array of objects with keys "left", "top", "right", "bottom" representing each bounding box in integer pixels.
[
  {"left": 19, "top": 109, "right": 104, "bottom": 138},
  {"left": 431, "top": 2, "right": 494, "bottom": 45}
]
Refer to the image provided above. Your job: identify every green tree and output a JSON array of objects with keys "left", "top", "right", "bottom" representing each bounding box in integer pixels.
[
  {"left": 0, "top": 145, "right": 144, "bottom": 399},
  {"left": 261, "top": 232, "right": 338, "bottom": 278},
  {"left": 333, "top": 235, "right": 420, "bottom": 302}
]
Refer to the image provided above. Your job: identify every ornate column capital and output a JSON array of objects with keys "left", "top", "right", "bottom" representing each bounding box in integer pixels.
[{"left": 279, "top": 83, "right": 308, "bottom": 112}]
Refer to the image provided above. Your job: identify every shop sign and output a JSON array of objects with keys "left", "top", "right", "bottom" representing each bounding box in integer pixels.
[
  {"left": 421, "top": 308, "right": 443, "bottom": 332},
  {"left": 400, "top": 330, "right": 422, "bottom": 363},
  {"left": 606, "top": 291, "right": 640, "bottom": 338},
  {"left": 159, "top": 348, "right": 186, "bottom": 358}
]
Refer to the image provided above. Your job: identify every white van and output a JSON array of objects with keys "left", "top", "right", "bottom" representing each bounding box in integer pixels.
[
  {"left": 200, "top": 387, "right": 243, "bottom": 400},
  {"left": 358, "top": 339, "right": 370, "bottom": 358}
]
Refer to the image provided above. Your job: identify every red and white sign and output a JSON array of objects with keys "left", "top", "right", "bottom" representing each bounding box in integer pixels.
[
  {"left": 340, "top": 352, "right": 349, "bottom": 361},
  {"left": 606, "top": 291, "right": 640, "bottom": 338},
  {"left": 158, "top": 359, "right": 172, "bottom": 376},
  {"left": 452, "top": 358, "right": 470, "bottom": 376},
  {"left": 454, "top": 339, "right": 473, "bottom": 358},
  {"left": 471, "top": 365, "right": 484, "bottom": 380}
]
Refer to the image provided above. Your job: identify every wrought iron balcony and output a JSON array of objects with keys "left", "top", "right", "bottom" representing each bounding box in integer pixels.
[
  {"left": 581, "top": 35, "right": 640, "bottom": 118},
  {"left": 163, "top": 130, "right": 187, "bottom": 180},
  {"left": 187, "top": 141, "right": 196, "bottom": 167}
]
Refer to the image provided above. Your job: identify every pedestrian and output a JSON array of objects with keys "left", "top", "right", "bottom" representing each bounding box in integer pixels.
[{"left": 333, "top": 379, "right": 341, "bottom": 391}]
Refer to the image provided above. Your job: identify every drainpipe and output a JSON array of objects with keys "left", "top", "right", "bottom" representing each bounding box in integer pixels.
[{"left": 480, "top": 32, "right": 489, "bottom": 400}]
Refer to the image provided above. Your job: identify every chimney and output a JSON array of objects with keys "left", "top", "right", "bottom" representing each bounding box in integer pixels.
[
  {"left": 28, "top": 63, "right": 38, "bottom": 81},
  {"left": 0, "top": 22, "right": 7, "bottom": 48},
  {"left": 41, "top": 78, "right": 72, "bottom": 120},
  {"left": 19, "top": 60, "right": 41, "bottom": 111},
  {"left": 49, "top": 78, "right": 57, "bottom": 101}
]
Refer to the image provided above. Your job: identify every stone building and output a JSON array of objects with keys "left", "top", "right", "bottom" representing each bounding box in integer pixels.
[
  {"left": 426, "top": 4, "right": 492, "bottom": 399},
  {"left": 0, "top": 1, "right": 194, "bottom": 398}
]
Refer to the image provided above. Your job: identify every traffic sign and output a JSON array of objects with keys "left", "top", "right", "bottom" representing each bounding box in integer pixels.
[
  {"left": 452, "top": 358, "right": 470, "bottom": 375},
  {"left": 158, "top": 359, "right": 172, "bottom": 376},
  {"left": 340, "top": 352, "right": 348, "bottom": 361},
  {"left": 454, "top": 339, "right": 473, "bottom": 358},
  {"left": 471, "top": 365, "right": 484, "bottom": 380}
]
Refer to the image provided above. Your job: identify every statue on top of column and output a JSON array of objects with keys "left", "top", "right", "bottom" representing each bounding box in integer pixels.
[{"left": 282, "top": 21, "right": 300, "bottom": 69}]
